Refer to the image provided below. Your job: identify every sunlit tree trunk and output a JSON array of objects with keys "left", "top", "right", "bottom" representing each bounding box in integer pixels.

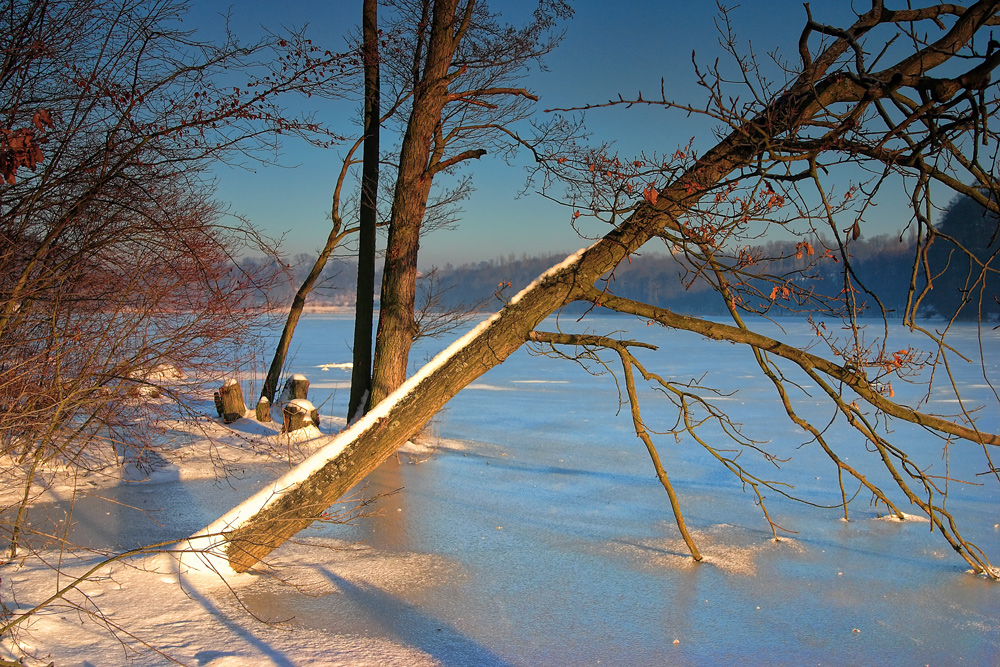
[
  {"left": 216, "top": 132, "right": 782, "bottom": 570},
  {"left": 223, "top": 248, "right": 592, "bottom": 572},
  {"left": 369, "top": 0, "right": 469, "bottom": 406}
]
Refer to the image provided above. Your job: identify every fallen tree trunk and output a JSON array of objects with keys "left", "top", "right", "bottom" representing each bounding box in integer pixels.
[
  {"left": 192, "top": 248, "right": 605, "bottom": 573},
  {"left": 195, "top": 59, "right": 768, "bottom": 574},
  {"left": 183, "top": 4, "right": 1000, "bottom": 575},
  {"left": 194, "top": 229, "right": 1000, "bottom": 575},
  {"left": 201, "top": 135, "right": 766, "bottom": 572},
  {"left": 184, "top": 231, "right": 1000, "bottom": 575}
]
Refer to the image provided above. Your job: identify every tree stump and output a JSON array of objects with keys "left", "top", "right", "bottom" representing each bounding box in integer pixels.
[
  {"left": 255, "top": 396, "right": 272, "bottom": 422},
  {"left": 282, "top": 398, "right": 319, "bottom": 433},
  {"left": 218, "top": 379, "right": 246, "bottom": 424},
  {"left": 279, "top": 374, "right": 310, "bottom": 403}
]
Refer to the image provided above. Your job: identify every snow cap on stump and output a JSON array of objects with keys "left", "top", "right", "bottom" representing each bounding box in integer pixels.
[
  {"left": 279, "top": 374, "right": 310, "bottom": 405},
  {"left": 282, "top": 398, "right": 319, "bottom": 433}
]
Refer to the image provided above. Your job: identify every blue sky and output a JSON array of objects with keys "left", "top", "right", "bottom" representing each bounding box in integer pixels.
[{"left": 192, "top": 1, "right": 912, "bottom": 267}]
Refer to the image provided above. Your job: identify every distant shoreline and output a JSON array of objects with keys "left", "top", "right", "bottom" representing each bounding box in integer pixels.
[{"left": 298, "top": 305, "right": 353, "bottom": 314}]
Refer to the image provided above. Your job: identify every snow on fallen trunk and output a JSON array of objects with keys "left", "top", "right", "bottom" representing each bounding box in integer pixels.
[{"left": 175, "top": 248, "right": 593, "bottom": 576}]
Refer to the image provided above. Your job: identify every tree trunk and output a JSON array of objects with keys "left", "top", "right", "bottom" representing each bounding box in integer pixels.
[
  {"left": 187, "top": 2, "right": 1000, "bottom": 578},
  {"left": 221, "top": 256, "right": 589, "bottom": 572},
  {"left": 369, "top": 213, "right": 422, "bottom": 405},
  {"left": 9, "top": 447, "right": 43, "bottom": 559},
  {"left": 260, "top": 295, "right": 307, "bottom": 406},
  {"left": 369, "top": 0, "right": 466, "bottom": 407},
  {"left": 197, "top": 91, "right": 764, "bottom": 571},
  {"left": 348, "top": 0, "right": 381, "bottom": 421}
]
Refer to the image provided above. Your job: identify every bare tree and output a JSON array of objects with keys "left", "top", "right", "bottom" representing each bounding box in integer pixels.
[
  {"left": 255, "top": 156, "right": 362, "bottom": 414},
  {"left": 257, "top": 0, "right": 393, "bottom": 415},
  {"left": 258, "top": 0, "right": 576, "bottom": 416},
  {"left": 193, "top": 1, "right": 1000, "bottom": 580},
  {"left": 0, "top": 0, "right": 352, "bottom": 554},
  {"left": 367, "top": 0, "right": 574, "bottom": 407}
]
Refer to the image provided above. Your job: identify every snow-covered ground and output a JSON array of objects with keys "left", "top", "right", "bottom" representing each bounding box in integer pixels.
[{"left": 1, "top": 314, "right": 998, "bottom": 665}]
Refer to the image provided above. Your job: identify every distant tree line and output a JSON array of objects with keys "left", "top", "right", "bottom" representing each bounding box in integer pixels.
[
  {"left": 241, "top": 254, "right": 360, "bottom": 307},
  {"left": 430, "top": 193, "right": 999, "bottom": 320},
  {"left": 432, "top": 234, "right": 922, "bottom": 318},
  {"left": 245, "top": 192, "right": 997, "bottom": 322},
  {"left": 923, "top": 193, "right": 1000, "bottom": 321}
]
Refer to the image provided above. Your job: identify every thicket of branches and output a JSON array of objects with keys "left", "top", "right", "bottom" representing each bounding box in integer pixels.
[{"left": 0, "top": 0, "right": 354, "bottom": 558}]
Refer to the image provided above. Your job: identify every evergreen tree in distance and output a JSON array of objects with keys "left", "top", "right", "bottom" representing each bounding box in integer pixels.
[{"left": 925, "top": 193, "right": 1000, "bottom": 321}]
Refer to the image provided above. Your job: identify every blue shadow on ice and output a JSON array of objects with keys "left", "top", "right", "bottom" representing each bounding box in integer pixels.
[
  {"left": 317, "top": 566, "right": 516, "bottom": 666},
  {"left": 180, "top": 572, "right": 299, "bottom": 667}
]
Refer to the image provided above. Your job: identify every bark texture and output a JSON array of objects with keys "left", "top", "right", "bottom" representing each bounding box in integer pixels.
[{"left": 369, "top": 0, "right": 471, "bottom": 406}]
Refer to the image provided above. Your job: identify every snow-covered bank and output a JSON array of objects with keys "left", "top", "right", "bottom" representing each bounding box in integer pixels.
[
  {"left": 0, "top": 401, "right": 471, "bottom": 666},
  {"left": 1, "top": 539, "right": 451, "bottom": 666}
]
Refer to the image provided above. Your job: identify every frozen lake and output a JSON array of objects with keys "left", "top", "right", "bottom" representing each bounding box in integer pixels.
[
  {"left": 15, "top": 312, "right": 999, "bottom": 665},
  {"left": 233, "top": 313, "right": 1000, "bottom": 665}
]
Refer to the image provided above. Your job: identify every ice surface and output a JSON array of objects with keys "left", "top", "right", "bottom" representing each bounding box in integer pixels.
[
  {"left": 318, "top": 362, "right": 353, "bottom": 370},
  {"left": 2, "top": 313, "right": 998, "bottom": 666}
]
